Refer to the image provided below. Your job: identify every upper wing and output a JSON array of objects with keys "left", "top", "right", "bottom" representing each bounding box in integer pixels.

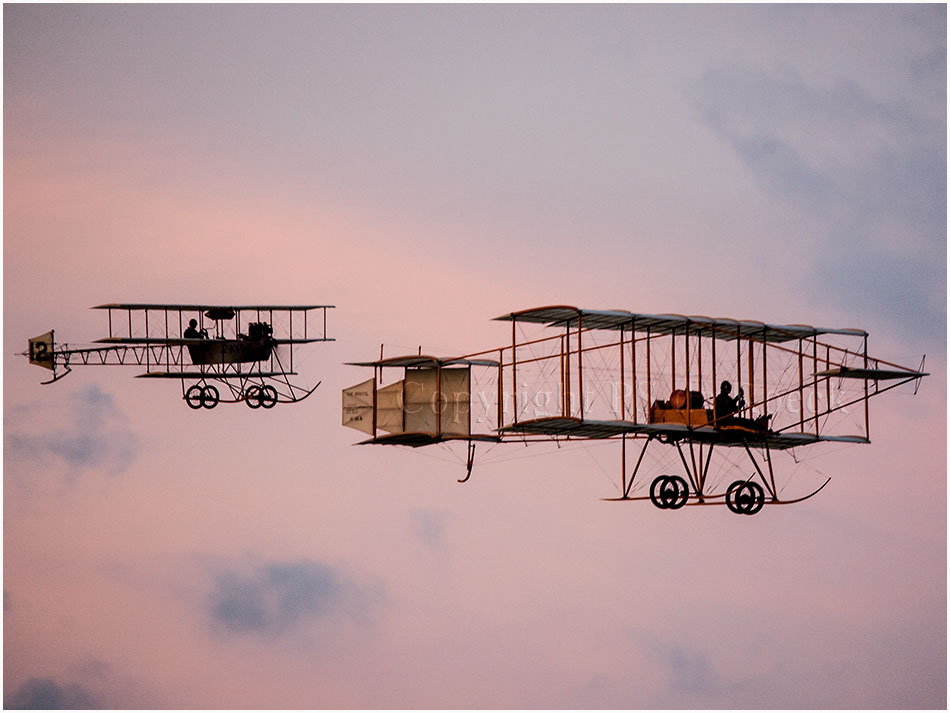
[
  {"left": 493, "top": 305, "right": 868, "bottom": 343},
  {"left": 93, "top": 336, "right": 333, "bottom": 345},
  {"left": 93, "top": 303, "right": 334, "bottom": 311}
]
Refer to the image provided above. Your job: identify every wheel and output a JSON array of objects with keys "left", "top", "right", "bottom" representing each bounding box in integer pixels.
[
  {"left": 745, "top": 482, "right": 765, "bottom": 515},
  {"left": 650, "top": 475, "right": 671, "bottom": 509},
  {"left": 667, "top": 475, "right": 689, "bottom": 509},
  {"left": 650, "top": 475, "right": 689, "bottom": 510},
  {"left": 259, "top": 385, "right": 278, "bottom": 409},
  {"left": 186, "top": 384, "right": 204, "bottom": 409},
  {"left": 726, "top": 480, "right": 765, "bottom": 515},
  {"left": 726, "top": 480, "right": 748, "bottom": 514},
  {"left": 245, "top": 385, "right": 262, "bottom": 409},
  {"left": 201, "top": 385, "right": 219, "bottom": 409}
]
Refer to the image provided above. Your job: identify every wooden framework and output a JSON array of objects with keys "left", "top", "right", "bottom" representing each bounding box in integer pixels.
[
  {"left": 25, "top": 303, "right": 334, "bottom": 409},
  {"left": 344, "top": 305, "right": 926, "bottom": 514}
]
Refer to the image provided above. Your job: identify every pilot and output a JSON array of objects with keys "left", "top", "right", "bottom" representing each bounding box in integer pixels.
[
  {"left": 714, "top": 381, "right": 745, "bottom": 426},
  {"left": 715, "top": 380, "right": 771, "bottom": 430},
  {"left": 184, "top": 319, "right": 207, "bottom": 339}
]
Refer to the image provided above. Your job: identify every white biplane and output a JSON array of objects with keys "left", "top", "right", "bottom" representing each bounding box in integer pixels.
[
  {"left": 26, "top": 303, "right": 334, "bottom": 409},
  {"left": 343, "top": 306, "right": 926, "bottom": 514}
]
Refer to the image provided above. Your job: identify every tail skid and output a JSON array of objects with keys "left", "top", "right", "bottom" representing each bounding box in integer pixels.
[
  {"left": 458, "top": 441, "right": 477, "bottom": 483},
  {"left": 39, "top": 365, "right": 72, "bottom": 385}
]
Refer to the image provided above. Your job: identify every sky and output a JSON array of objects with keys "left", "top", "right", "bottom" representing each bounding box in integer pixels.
[{"left": 3, "top": 3, "right": 946, "bottom": 709}]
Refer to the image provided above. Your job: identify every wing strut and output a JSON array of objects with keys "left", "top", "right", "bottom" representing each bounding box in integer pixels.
[{"left": 623, "top": 434, "right": 655, "bottom": 498}]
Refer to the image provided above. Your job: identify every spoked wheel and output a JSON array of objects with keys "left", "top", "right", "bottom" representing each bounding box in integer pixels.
[
  {"left": 245, "top": 385, "right": 262, "bottom": 409},
  {"left": 259, "top": 385, "right": 278, "bottom": 409},
  {"left": 650, "top": 474, "right": 690, "bottom": 510},
  {"left": 186, "top": 384, "right": 220, "bottom": 409},
  {"left": 725, "top": 480, "right": 765, "bottom": 515},
  {"left": 245, "top": 385, "right": 278, "bottom": 409},
  {"left": 200, "top": 385, "right": 219, "bottom": 409},
  {"left": 186, "top": 385, "right": 204, "bottom": 409}
]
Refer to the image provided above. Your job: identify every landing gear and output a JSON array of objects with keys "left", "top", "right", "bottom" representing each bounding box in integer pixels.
[
  {"left": 725, "top": 480, "right": 765, "bottom": 515},
  {"left": 649, "top": 474, "right": 690, "bottom": 510},
  {"left": 245, "top": 384, "right": 278, "bottom": 409},
  {"left": 185, "top": 384, "right": 219, "bottom": 409},
  {"left": 619, "top": 436, "right": 781, "bottom": 515}
]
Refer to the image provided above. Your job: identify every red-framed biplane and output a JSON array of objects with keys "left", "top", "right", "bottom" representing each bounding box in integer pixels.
[
  {"left": 25, "top": 303, "right": 334, "bottom": 409},
  {"left": 343, "top": 306, "right": 926, "bottom": 514}
]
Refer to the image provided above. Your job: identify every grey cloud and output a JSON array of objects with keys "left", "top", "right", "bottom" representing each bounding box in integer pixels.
[
  {"left": 634, "top": 633, "right": 762, "bottom": 708},
  {"left": 694, "top": 67, "right": 941, "bottom": 215},
  {"left": 910, "top": 43, "right": 947, "bottom": 83},
  {"left": 4, "top": 385, "right": 139, "bottom": 477},
  {"left": 729, "top": 131, "right": 836, "bottom": 209},
  {"left": 209, "top": 559, "right": 372, "bottom": 637},
  {"left": 666, "top": 645, "right": 719, "bottom": 696},
  {"left": 847, "top": 142, "right": 945, "bottom": 236},
  {"left": 5, "top": 677, "right": 101, "bottom": 710},
  {"left": 692, "top": 64, "right": 945, "bottom": 345},
  {"left": 409, "top": 508, "right": 450, "bottom": 550},
  {"left": 812, "top": 230, "right": 945, "bottom": 344}
]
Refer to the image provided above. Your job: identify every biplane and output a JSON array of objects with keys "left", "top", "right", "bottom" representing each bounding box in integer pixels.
[
  {"left": 25, "top": 303, "right": 334, "bottom": 409},
  {"left": 343, "top": 306, "right": 926, "bottom": 514}
]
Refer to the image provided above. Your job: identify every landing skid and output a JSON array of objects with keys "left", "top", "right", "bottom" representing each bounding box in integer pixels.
[
  {"left": 181, "top": 378, "right": 322, "bottom": 409},
  {"left": 613, "top": 434, "right": 831, "bottom": 515}
]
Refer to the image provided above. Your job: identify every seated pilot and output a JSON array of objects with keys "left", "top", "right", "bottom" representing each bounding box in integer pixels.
[
  {"left": 715, "top": 380, "right": 770, "bottom": 430},
  {"left": 714, "top": 381, "right": 744, "bottom": 425},
  {"left": 184, "top": 319, "right": 207, "bottom": 339}
]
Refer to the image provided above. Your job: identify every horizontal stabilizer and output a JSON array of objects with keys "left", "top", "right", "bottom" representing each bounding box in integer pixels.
[
  {"left": 816, "top": 366, "right": 928, "bottom": 381},
  {"left": 346, "top": 355, "right": 498, "bottom": 368},
  {"left": 356, "top": 432, "right": 501, "bottom": 447}
]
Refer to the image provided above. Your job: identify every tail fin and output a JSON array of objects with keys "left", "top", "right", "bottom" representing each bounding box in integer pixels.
[
  {"left": 27, "top": 330, "right": 70, "bottom": 383},
  {"left": 914, "top": 355, "right": 926, "bottom": 395},
  {"left": 28, "top": 331, "right": 55, "bottom": 370}
]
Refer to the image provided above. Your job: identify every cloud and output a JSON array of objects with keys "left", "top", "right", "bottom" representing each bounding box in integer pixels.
[
  {"left": 4, "top": 656, "right": 165, "bottom": 710},
  {"left": 5, "top": 678, "right": 101, "bottom": 710},
  {"left": 409, "top": 508, "right": 451, "bottom": 551},
  {"left": 691, "top": 63, "right": 945, "bottom": 345},
  {"left": 812, "top": 233, "right": 944, "bottom": 345},
  {"left": 4, "top": 385, "right": 140, "bottom": 478},
  {"left": 694, "top": 66, "right": 943, "bottom": 226},
  {"left": 208, "top": 559, "right": 374, "bottom": 637},
  {"left": 638, "top": 638, "right": 777, "bottom": 709},
  {"left": 666, "top": 644, "right": 722, "bottom": 696}
]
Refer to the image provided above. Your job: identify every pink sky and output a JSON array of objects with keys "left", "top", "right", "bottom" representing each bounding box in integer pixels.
[{"left": 4, "top": 4, "right": 946, "bottom": 709}]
